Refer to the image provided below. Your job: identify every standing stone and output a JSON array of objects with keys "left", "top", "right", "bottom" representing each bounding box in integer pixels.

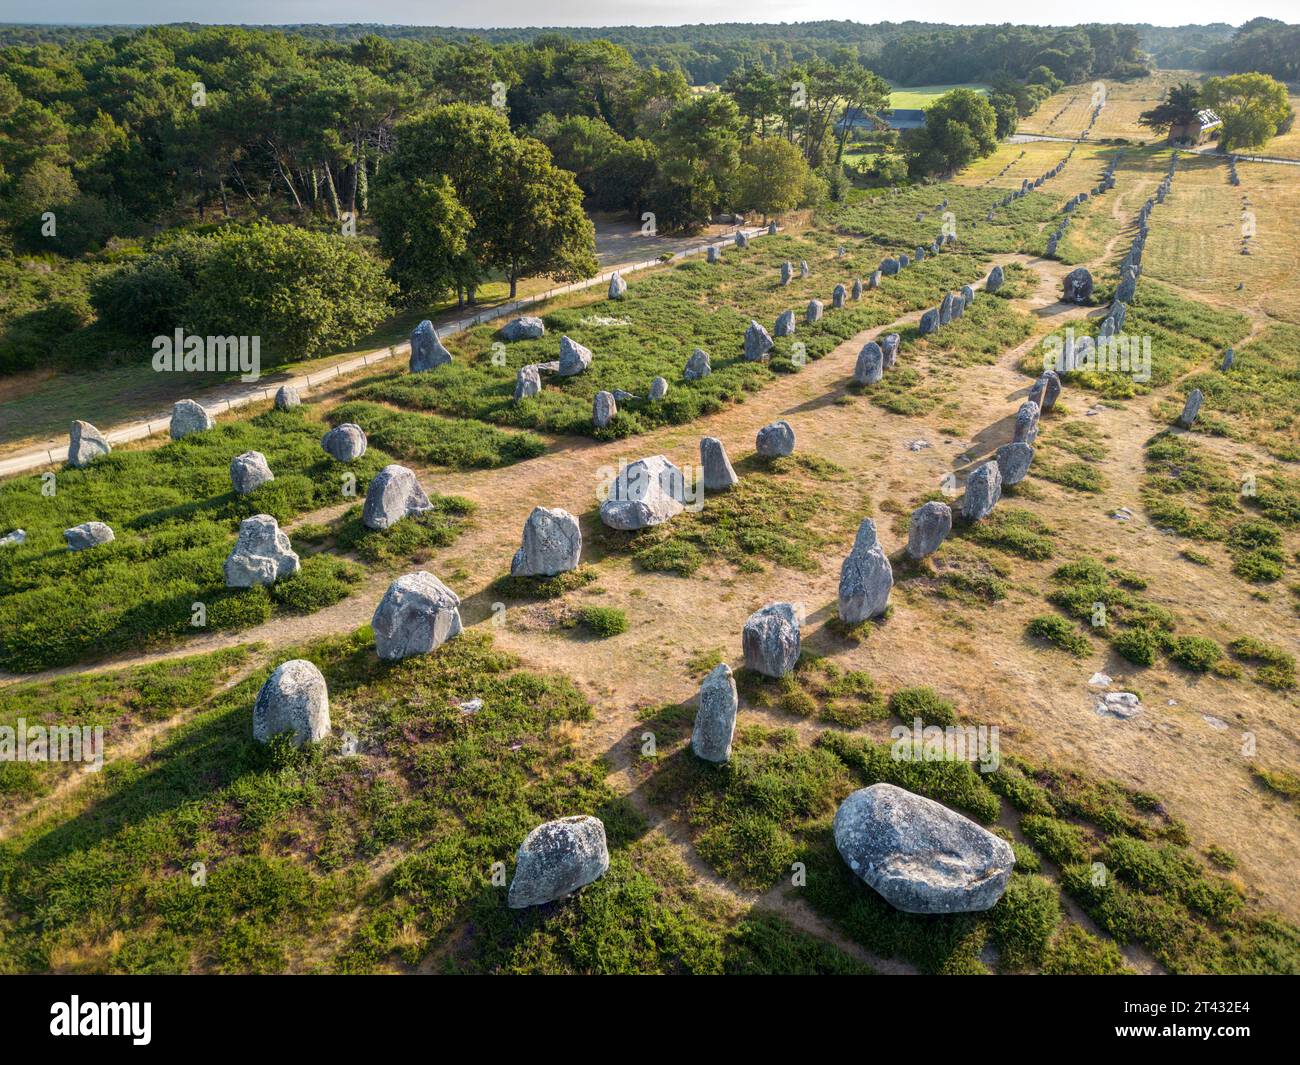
[
  {"left": 773, "top": 310, "right": 796, "bottom": 338},
  {"left": 224, "top": 514, "right": 299, "bottom": 586},
  {"left": 806, "top": 299, "right": 823, "bottom": 324},
  {"left": 1220, "top": 349, "right": 1234, "bottom": 371},
  {"left": 1014, "top": 400, "right": 1041, "bottom": 444},
  {"left": 67, "top": 420, "right": 111, "bottom": 468},
  {"left": 410, "top": 320, "right": 452, "bottom": 371},
  {"left": 745, "top": 319, "right": 775, "bottom": 360},
  {"left": 558, "top": 336, "right": 593, "bottom": 376},
  {"left": 1029, "top": 370, "right": 1061, "bottom": 411},
  {"left": 507, "top": 816, "right": 610, "bottom": 908},
  {"left": 961, "top": 285, "right": 975, "bottom": 307},
  {"left": 914, "top": 246, "right": 926, "bottom": 261},
  {"left": 768, "top": 221, "right": 778, "bottom": 235},
  {"left": 593, "top": 390, "right": 618, "bottom": 429},
  {"left": 880, "top": 333, "right": 901, "bottom": 368},
  {"left": 1177, "top": 389, "right": 1203, "bottom": 429},
  {"left": 939, "top": 293, "right": 954, "bottom": 326},
  {"left": 692, "top": 663, "right": 738, "bottom": 764},
  {"left": 833, "top": 784, "right": 1014, "bottom": 913},
  {"left": 898, "top": 254, "right": 910, "bottom": 269},
  {"left": 599, "top": 455, "right": 687, "bottom": 530},
  {"left": 880, "top": 258, "right": 900, "bottom": 277},
  {"left": 513, "top": 364, "right": 542, "bottom": 401},
  {"left": 707, "top": 245, "right": 721, "bottom": 264},
  {"left": 63, "top": 521, "right": 115, "bottom": 552},
  {"left": 800, "top": 260, "right": 810, "bottom": 279},
  {"left": 700, "top": 436, "right": 739, "bottom": 491},
  {"left": 854, "top": 342, "right": 883, "bottom": 385},
  {"left": 742, "top": 602, "right": 801, "bottom": 678},
  {"left": 832, "top": 284, "right": 847, "bottom": 310},
  {"left": 919, "top": 309, "right": 939, "bottom": 336},
  {"left": 230, "top": 451, "right": 274, "bottom": 495},
  {"left": 869, "top": 270, "right": 882, "bottom": 289},
  {"left": 906, "top": 501, "right": 952, "bottom": 560},
  {"left": 1111, "top": 301, "right": 1128, "bottom": 332},
  {"left": 500, "top": 316, "right": 545, "bottom": 341},
  {"left": 684, "top": 348, "right": 711, "bottom": 380},
  {"left": 735, "top": 231, "right": 749, "bottom": 248},
  {"left": 274, "top": 385, "right": 301, "bottom": 410},
  {"left": 648, "top": 376, "right": 668, "bottom": 401},
  {"left": 608, "top": 272, "right": 627, "bottom": 299},
  {"left": 962, "top": 461, "right": 1003, "bottom": 521},
  {"left": 511, "top": 507, "right": 581, "bottom": 577},
  {"left": 169, "top": 399, "right": 213, "bottom": 440},
  {"left": 321, "top": 422, "right": 367, "bottom": 461},
  {"left": 253, "top": 660, "right": 330, "bottom": 748},
  {"left": 755, "top": 419, "right": 795, "bottom": 458},
  {"left": 362, "top": 464, "right": 432, "bottom": 530},
  {"left": 838, "top": 518, "right": 893, "bottom": 623},
  {"left": 986, "top": 265, "right": 1005, "bottom": 292},
  {"left": 372, "top": 571, "right": 463, "bottom": 660},
  {"left": 780, "top": 261, "right": 793, "bottom": 285},
  {"left": 851, "top": 278, "right": 863, "bottom": 300},
  {"left": 996, "top": 441, "right": 1034, "bottom": 486},
  {"left": 950, "top": 294, "right": 965, "bottom": 320}
]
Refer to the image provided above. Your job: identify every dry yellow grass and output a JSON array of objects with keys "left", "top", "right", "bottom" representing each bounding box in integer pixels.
[{"left": 1020, "top": 71, "right": 1198, "bottom": 143}]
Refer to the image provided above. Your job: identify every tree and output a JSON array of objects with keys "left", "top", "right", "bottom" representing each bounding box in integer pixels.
[
  {"left": 734, "top": 136, "right": 809, "bottom": 221},
  {"left": 905, "top": 89, "right": 998, "bottom": 177},
  {"left": 989, "top": 93, "right": 1020, "bottom": 139},
  {"left": 1200, "top": 73, "right": 1293, "bottom": 151},
  {"left": 1139, "top": 82, "right": 1202, "bottom": 135},
  {"left": 372, "top": 173, "right": 473, "bottom": 303},
  {"left": 648, "top": 94, "right": 742, "bottom": 230}
]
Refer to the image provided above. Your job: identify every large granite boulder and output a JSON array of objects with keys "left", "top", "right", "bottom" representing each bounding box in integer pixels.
[
  {"left": 880, "top": 333, "right": 901, "bottom": 369},
  {"left": 684, "top": 348, "right": 712, "bottom": 380},
  {"left": 755, "top": 419, "right": 795, "bottom": 458},
  {"left": 1177, "top": 388, "right": 1203, "bottom": 429},
  {"left": 372, "top": 571, "right": 463, "bottom": 660},
  {"left": 68, "top": 420, "right": 111, "bottom": 469},
  {"left": 230, "top": 451, "right": 274, "bottom": 495},
  {"left": 833, "top": 783, "right": 1014, "bottom": 913},
  {"left": 774, "top": 310, "right": 796, "bottom": 338},
  {"left": 880, "top": 258, "right": 900, "bottom": 277},
  {"left": 608, "top": 272, "right": 627, "bottom": 299},
  {"left": 806, "top": 299, "right": 823, "bottom": 324},
  {"left": 700, "top": 436, "right": 739, "bottom": 491},
  {"left": 599, "top": 455, "right": 687, "bottom": 530},
  {"left": 64, "top": 521, "right": 115, "bottom": 552},
  {"left": 743, "top": 602, "right": 801, "bottom": 677},
  {"left": 508, "top": 816, "right": 610, "bottom": 908},
  {"left": 832, "top": 284, "right": 847, "bottom": 310},
  {"left": 363, "top": 464, "right": 432, "bottom": 530},
  {"left": 744, "top": 319, "right": 774, "bottom": 360},
  {"left": 996, "top": 441, "right": 1034, "bottom": 486},
  {"left": 558, "top": 336, "right": 593, "bottom": 376},
  {"left": 253, "top": 660, "right": 331, "bottom": 747},
  {"left": 511, "top": 506, "right": 582, "bottom": 577},
  {"left": 410, "top": 320, "right": 452, "bottom": 371},
  {"left": 961, "top": 285, "right": 975, "bottom": 307},
  {"left": 1063, "top": 267, "right": 1094, "bottom": 303},
  {"left": 735, "top": 231, "right": 749, "bottom": 248},
  {"left": 1013, "top": 400, "right": 1041, "bottom": 444},
  {"left": 593, "top": 390, "right": 618, "bottom": 429},
  {"left": 919, "top": 309, "right": 939, "bottom": 336},
  {"left": 500, "top": 316, "right": 546, "bottom": 342},
  {"left": 274, "top": 385, "right": 301, "bottom": 410},
  {"left": 906, "top": 501, "right": 952, "bottom": 561},
  {"left": 939, "top": 293, "right": 954, "bottom": 326},
  {"left": 224, "top": 514, "right": 299, "bottom": 586},
  {"left": 854, "top": 342, "right": 883, "bottom": 386},
  {"left": 838, "top": 518, "right": 893, "bottom": 623},
  {"left": 0, "top": 529, "right": 26, "bottom": 547},
  {"left": 321, "top": 422, "right": 367, "bottom": 462},
  {"left": 962, "top": 461, "right": 1003, "bottom": 521},
  {"left": 170, "top": 399, "right": 213, "bottom": 440},
  {"left": 513, "top": 364, "right": 542, "bottom": 401},
  {"left": 692, "top": 663, "right": 738, "bottom": 764},
  {"left": 986, "top": 265, "right": 1004, "bottom": 292}
]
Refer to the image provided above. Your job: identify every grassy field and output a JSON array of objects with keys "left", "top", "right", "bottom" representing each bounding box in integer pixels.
[
  {"left": 888, "top": 83, "right": 989, "bottom": 109},
  {"left": 1019, "top": 71, "right": 1193, "bottom": 141}
]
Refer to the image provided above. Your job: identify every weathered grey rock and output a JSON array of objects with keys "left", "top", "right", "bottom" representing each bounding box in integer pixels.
[
  {"left": 169, "top": 399, "right": 213, "bottom": 440},
  {"left": 961, "top": 285, "right": 975, "bottom": 307},
  {"left": 834, "top": 783, "right": 1014, "bottom": 913},
  {"left": 557, "top": 335, "right": 593, "bottom": 376},
  {"left": 321, "top": 422, "right": 367, "bottom": 462},
  {"left": 500, "top": 316, "right": 546, "bottom": 341},
  {"left": 1220, "top": 349, "right": 1234, "bottom": 371},
  {"left": 253, "top": 660, "right": 330, "bottom": 747},
  {"left": 700, "top": 436, "right": 739, "bottom": 490},
  {"left": 68, "top": 420, "right": 111, "bottom": 468},
  {"left": 780, "top": 261, "right": 793, "bottom": 285},
  {"left": 1029, "top": 370, "right": 1061, "bottom": 412},
  {"left": 707, "top": 245, "right": 721, "bottom": 264},
  {"left": 773, "top": 311, "right": 796, "bottom": 338},
  {"left": 592, "top": 390, "right": 618, "bottom": 429},
  {"left": 745, "top": 319, "right": 774, "bottom": 360},
  {"left": 880, "top": 333, "right": 900, "bottom": 369},
  {"left": 996, "top": 441, "right": 1034, "bottom": 486},
  {"left": 838, "top": 518, "right": 893, "bottom": 623},
  {"left": 939, "top": 293, "right": 954, "bottom": 326},
  {"left": 914, "top": 246, "right": 926, "bottom": 261},
  {"left": 800, "top": 260, "right": 810, "bottom": 278},
  {"left": 906, "top": 501, "right": 952, "bottom": 560},
  {"left": 768, "top": 221, "right": 778, "bottom": 235},
  {"left": 880, "top": 257, "right": 899, "bottom": 276},
  {"left": 0, "top": 529, "right": 26, "bottom": 547},
  {"left": 599, "top": 455, "right": 687, "bottom": 530},
  {"left": 511, "top": 506, "right": 581, "bottom": 577},
  {"left": 950, "top": 294, "right": 965, "bottom": 320},
  {"left": 869, "top": 270, "right": 882, "bottom": 289},
  {"left": 608, "top": 271, "right": 627, "bottom": 299},
  {"left": 1177, "top": 389, "right": 1203, "bottom": 429},
  {"left": 1098, "top": 315, "right": 1116, "bottom": 341},
  {"left": 735, "top": 231, "right": 749, "bottom": 248},
  {"left": 230, "top": 451, "right": 274, "bottom": 495},
  {"left": 962, "top": 461, "right": 1002, "bottom": 521},
  {"left": 832, "top": 284, "right": 847, "bottom": 310},
  {"left": 919, "top": 309, "right": 939, "bottom": 336},
  {"left": 851, "top": 278, "right": 863, "bottom": 300},
  {"left": 508, "top": 816, "right": 610, "bottom": 908},
  {"left": 1014, "top": 400, "right": 1041, "bottom": 444},
  {"left": 362, "top": 465, "right": 432, "bottom": 531},
  {"left": 513, "top": 364, "right": 542, "bottom": 401},
  {"left": 755, "top": 419, "right": 795, "bottom": 458},
  {"left": 223, "top": 514, "right": 299, "bottom": 585},
  {"left": 854, "top": 342, "right": 883, "bottom": 385},
  {"left": 692, "top": 663, "right": 738, "bottom": 763},
  {"left": 898, "top": 253, "right": 910, "bottom": 269},
  {"left": 1111, "top": 301, "right": 1128, "bottom": 332},
  {"left": 986, "top": 265, "right": 1004, "bottom": 292},
  {"left": 372, "top": 571, "right": 463, "bottom": 660},
  {"left": 684, "top": 348, "right": 711, "bottom": 380},
  {"left": 64, "top": 521, "right": 114, "bottom": 552},
  {"left": 806, "top": 299, "right": 823, "bottom": 324},
  {"left": 274, "top": 385, "right": 301, "bottom": 410},
  {"left": 410, "top": 320, "right": 452, "bottom": 371},
  {"left": 742, "top": 602, "right": 801, "bottom": 678}
]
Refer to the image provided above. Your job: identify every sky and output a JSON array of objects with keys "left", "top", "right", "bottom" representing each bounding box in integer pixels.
[{"left": 0, "top": 2, "right": 1290, "bottom": 29}]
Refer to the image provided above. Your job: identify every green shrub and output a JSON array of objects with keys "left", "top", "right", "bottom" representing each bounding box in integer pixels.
[
  {"left": 578, "top": 606, "right": 627, "bottom": 638},
  {"left": 1112, "top": 626, "right": 1161, "bottom": 666},
  {"left": 990, "top": 874, "right": 1060, "bottom": 971},
  {"left": 1020, "top": 814, "right": 1093, "bottom": 865},
  {"left": 1026, "top": 614, "right": 1091, "bottom": 656},
  {"left": 1040, "top": 923, "right": 1129, "bottom": 974},
  {"left": 1167, "top": 635, "right": 1223, "bottom": 672},
  {"left": 887, "top": 686, "right": 957, "bottom": 727}
]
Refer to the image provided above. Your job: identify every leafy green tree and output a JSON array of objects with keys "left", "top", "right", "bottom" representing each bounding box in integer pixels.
[
  {"left": 372, "top": 173, "right": 473, "bottom": 303},
  {"left": 904, "top": 89, "right": 998, "bottom": 177},
  {"left": 1200, "top": 73, "right": 1293, "bottom": 151},
  {"left": 989, "top": 93, "right": 1020, "bottom": 139},
  {"left": 735, "top": 136, "right": 810, "bottom": 221},
  {"left": 1139, "top": 82, "right": 1203, "bottom": 135}
]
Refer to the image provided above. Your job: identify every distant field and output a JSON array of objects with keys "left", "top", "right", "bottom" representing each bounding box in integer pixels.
[
  {"left": 1019, "top": 71, "right": 1190, "bottom": 141},
  {"left": 888, "top": 83, "right": 989, "bottom": 109},
  {"left": 1257, "top": 91, "right": 1300, "bottom": 160}
]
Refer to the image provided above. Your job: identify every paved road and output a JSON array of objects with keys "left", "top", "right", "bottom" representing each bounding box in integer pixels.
[{"left": 1011, "top": 132, "right": 1300, "bottom": 167}]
